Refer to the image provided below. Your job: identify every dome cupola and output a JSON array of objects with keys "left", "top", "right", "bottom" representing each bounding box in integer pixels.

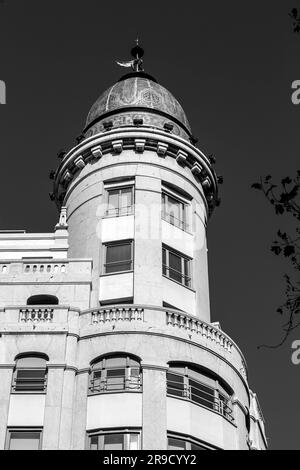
[{"left": 84, "top": 43, "right": 192, "bottom": 142}]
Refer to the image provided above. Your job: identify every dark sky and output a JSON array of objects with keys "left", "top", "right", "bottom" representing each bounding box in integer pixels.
[{"left": 0, "top": 0, "right": 299, "bottom": 450}]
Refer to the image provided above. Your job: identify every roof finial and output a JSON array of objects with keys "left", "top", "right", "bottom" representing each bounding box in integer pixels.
[{"left": 116, "top": 40, "right": 144, "bottom": 72}]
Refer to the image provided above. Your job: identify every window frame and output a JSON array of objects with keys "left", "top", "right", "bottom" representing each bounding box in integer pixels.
[
  {"left": 162, "top": 245, "right": 192, "bottom": 288},
  {"left": 87, "top": 428, "right": 141, "bottom": 450},
  {"left": 6, "top": 427, "right": 43, "bottom": 450},
  {"left": 88, "top": 355, "right": 142, "bottom": 396},
  {"left": 105, "top": 183, "right": 135, "bottom": 218},
  {"left": 103, "top": 240, "right": 134, "bottom": 275},
  {"left": 161, "top": 189, "right": 189, "bottom": 232},
  {"left": 11, "top": 354, "right": 48, "bottom": 394},
  {"left": 166, "top": 365, "right": 234, "bottom": 423},
  {"left": 167, "top": 432, "right": 216, "bottom": 451}
]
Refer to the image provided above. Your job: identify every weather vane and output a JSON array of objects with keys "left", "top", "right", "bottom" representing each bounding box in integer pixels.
[{"left": 116, "top": 39, "right": 144, "bottom": 72}]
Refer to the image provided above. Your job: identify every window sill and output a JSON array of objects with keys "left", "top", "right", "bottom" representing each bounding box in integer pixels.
[
  {"left": 100, "top": 270, "right": 134, "bottom": 278},
  {"left": 103, "top": 212, "right": 134, "bottom": 220},
  {"left": 88, "top": 390, "right": 142, "bottom": 397},
  {"left": 162, "top": 274, "right": 195, "bottom": 293}
]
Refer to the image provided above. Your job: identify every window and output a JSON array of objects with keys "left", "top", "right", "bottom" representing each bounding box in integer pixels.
[
  {"left": 167, "top": 364, "right": 233, "bottom": 422},
  {"left": 106, "top": 186, "right": 134, "bottom": 217},
  {"left": 162, "top": 191, "right": 188, "bottom": 231},
  {"left": 162, "top": 246, "right": 191, "bottom": 287},
  {"left": 168, "top": 437, "right": 207, "bottom": 450},
  {"left": 88, "top": 430, "right": 140, "bottom": 450},
  {"left": 89, "top": 355, "right": 141, "bottom": 395},
  {"left": 12, "top": 354, "right": 48, "bottom": 393},
  {"left": 6, "top": 429, "right": 42, "bottom": 450},
  {"left": 27, "top": 295, "right": 58, "bottom": 305},
  {"left": 104, "top": 241, "right": 133, "bottom": 274}
]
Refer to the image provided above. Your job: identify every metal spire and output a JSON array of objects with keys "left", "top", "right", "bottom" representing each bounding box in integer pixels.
[{"left": 116, "top": 40, "right": 144, "bottom": 72}]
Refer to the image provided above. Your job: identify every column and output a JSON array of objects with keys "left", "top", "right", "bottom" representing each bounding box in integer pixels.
[
  {"left": 0, "top": 366, "right": 13, "bottom": 449},
  {"left": 71, "top": 370, "right": 89, "bottom": 449},
  {"left": 58, "top": 334, "right": 78, "bottom": 449},
  {"left": 42, "top": 365, "right": 65, "bottom": 450},
  {"left": 134, "top": 175, "right": 162, "bottom": 305},
  {"left": 142, "top": 365, "right": 167, "bottom": 450}
]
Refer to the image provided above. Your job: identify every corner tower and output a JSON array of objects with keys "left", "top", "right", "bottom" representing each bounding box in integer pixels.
[{"left": 0, "top": 44, "right": 267, "bottom": 451}]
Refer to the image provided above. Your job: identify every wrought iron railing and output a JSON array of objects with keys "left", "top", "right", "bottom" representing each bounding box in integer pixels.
[
  {"left": 167, "top": 373, "right": 233, "bottom": 422},
  {"left": 89, "top": 372, "right": 142, "bottom": 395}
]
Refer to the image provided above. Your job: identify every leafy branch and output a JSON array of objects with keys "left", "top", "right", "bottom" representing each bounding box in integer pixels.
[{"left": 252, "top": 171, "right": 300, "bottom": 348}]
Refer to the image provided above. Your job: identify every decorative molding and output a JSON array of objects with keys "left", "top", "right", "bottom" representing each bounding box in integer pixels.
[
  {"left": 91, "top": 145, "right": 102, "bottom": 160},
  {"left": 134, "top": 138, "right": 146, "bottom": 153},
  {"left": 157, "top": 142, "right": 168, "bottom": 157},
  {"left": 176, "top": 149, "right": 188, "bottom": 165},
  {"left": 112, "top": 139, "right": 123, "bottom": 153},
  {"left": 74, "top": 156, "right": 85, "bottom": 169}
]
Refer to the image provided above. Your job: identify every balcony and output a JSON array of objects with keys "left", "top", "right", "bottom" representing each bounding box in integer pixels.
[{"left": 0, "top": 304, "right": 248, "bottom": 382}]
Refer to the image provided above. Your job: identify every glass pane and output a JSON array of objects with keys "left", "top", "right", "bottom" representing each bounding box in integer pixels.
[
  {"left": 106, "top": 244, "right": 131, "bottom": 263},
  {"left": 168, "top": 438, "right": 186, "bottom": 450},
  {"left": 167, "top": 195, "right": 182, "bottom": 223},
  {"left": 191, "top": 443, "right": 206, "bottom": 450},
  {"left": 129, "top": 434, "right": 139, "bottom": 450},
  {"left": 167, "top": 373, "right": 185, "bottom": 397},
  {"left": 189, "top": 379, "right": 215, "bottom": 409},
  {"left": 17, "top": 357, "right": 46, "bottom": 368},
  {"left": 120, "top": 188, "right": 132, "bottom": 209},
  {"left": 104, "top": 434, "right": 124, "bottom": 450},
  {"left": 168, "top": 252, "right": 182, "bottom": 283},
  {"left": 105, "top": 357, "right": 127, "bottom": 368},
  {"left": 9, "top": 432, "right": 40, "bottom": 450},
  {"left": 17, "top": 370, "right": 45, "bottom": 379},
  {"left": 90, "top": 436, "right": 98, "bottom": 450},
  {"left": 108, "top": 190, "right": 119, "bottom": 212}
]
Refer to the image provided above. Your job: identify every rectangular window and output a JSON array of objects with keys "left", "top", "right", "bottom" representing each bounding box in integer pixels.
[
  {"left": 89, "top": 431, "right": 140, "bottom": 450},
  {"left": 14, "top": 369, "right": 46, "bottom": 392},
  {"left": 106, "top": 186, "right": 134, "bottom": 217},
  {"left": 162, "top": 192, "right": 188, "bottom": 231},
  {"left": 162, "top": 246, "right": 191, "bottom": 287},
  {"left": 7, "top": 429, "right": 42, "bottom": 450},
  {"left": 104, "top": 241, "right": 133, "bottom": 274}
]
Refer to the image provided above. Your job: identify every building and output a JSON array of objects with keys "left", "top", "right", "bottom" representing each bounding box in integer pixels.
[{"left": 0, "top": 44, "right": 267, "bottom": 451}]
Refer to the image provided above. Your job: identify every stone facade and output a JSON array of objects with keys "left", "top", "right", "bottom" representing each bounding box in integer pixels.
[{"left": 0, "top": 70, "right": 267, "bottom": 450}]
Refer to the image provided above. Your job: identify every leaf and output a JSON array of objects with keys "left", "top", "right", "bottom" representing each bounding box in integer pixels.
[
  {"left": 275, "top": 204, "right": 284, "bottom": 215},
  {"left": 281, "top": 177, "right": 292, "bottom": 186},
  {"left": 271, "top": 246, "right": 282, "bottom": 255},
  {"left": 251, "top": 183, "right": 262, "bottom": 190},
  {"left": 284, "top": 245, "right": 296, "bottom": 257}
]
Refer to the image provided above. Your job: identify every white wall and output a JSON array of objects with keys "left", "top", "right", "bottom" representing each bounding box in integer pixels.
[
  {"left": 87, "top": 393, "right": 142, "bottom": 430},
  {"left": 99, "top": 272, "right": 133, "bottom": 302},
  {"left": 8, "top": 394, "right": 46, "bottom": 426},
  {"left": 162, "top": 276, "right": 195, "bottom": 314},
  {"left": 167, "top": 397, "right": 237, "bottom": 450},
  {"left": 102, "top": 216, "right": 134, "bottom": 243},
  {"left": 162, "top": 221, "right": 194, "bottom": 258}
]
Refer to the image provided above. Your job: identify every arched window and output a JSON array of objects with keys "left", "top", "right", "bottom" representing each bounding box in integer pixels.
[
  {"left": 12, "top": 354, "right": 48, "bottom": 393},
  {"left": 26, "top": 295, "right": 59, "bottom": 306},
  {"left": 89, "top": 354, "right": 141, "bottom": 395},
  {"left": 167, "top": 363, "right": 233, "bottom": 422}
]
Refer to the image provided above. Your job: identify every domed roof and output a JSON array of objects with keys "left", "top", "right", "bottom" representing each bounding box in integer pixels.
[{"left": 85, "top": 72, "right": 191, "bottom": 136}]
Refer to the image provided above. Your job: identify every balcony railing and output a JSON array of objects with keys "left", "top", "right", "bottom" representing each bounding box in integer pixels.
[
  {"left": 89, "top": 373, "right": 142, "bottom": 395},
  {"left": 162, "top": 212, "right": 189, "bottom": 232},
  {"left": 105, "top": 206, "right": 134, "bottom": 218},
  {"left": 91, "top": 307, "right": 144, "bottom": 324},
  {"left": 166, "top": 311, "right": 233, "bottom": 352},
  {"left": 167, "top": 373, "right": 234, "bottom": 422},
  {"left": 19, "top": 308, "right": 54, "bottom": 323}
]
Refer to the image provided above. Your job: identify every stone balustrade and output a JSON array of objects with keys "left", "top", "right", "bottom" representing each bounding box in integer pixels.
[
  {"left": 166, "top": 311, "right": 233, "bottom": 352},
  {"left": 19, "top": 308, "right": 54, "bottom": 323},
  {"left": 91, "top": 306, "right": 144, "bottom": 324},
  {"left": 23, "top": 263, "right": 67, "bottom": 274}
]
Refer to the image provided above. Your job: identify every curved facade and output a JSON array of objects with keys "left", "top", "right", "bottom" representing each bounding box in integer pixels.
[{"left": 0, "top": 61, "right": 267, "bottom": 450}]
